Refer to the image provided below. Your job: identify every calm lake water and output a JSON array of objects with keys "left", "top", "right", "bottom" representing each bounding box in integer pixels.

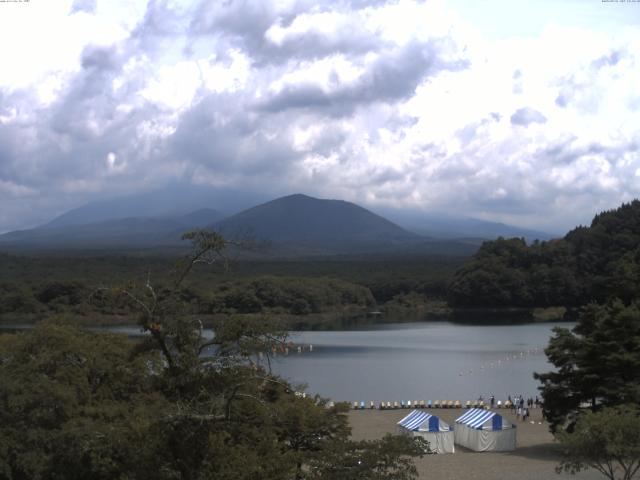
[
  {"left": 1, "top": 320, "right": 571, "bottom": 404},
  {"left": 270, "top": 321, "right": 571, "bottom": 403}
]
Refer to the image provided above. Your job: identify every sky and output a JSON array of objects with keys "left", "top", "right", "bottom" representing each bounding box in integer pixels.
[{"left": 0, "top": 0, "right": 639, "bottom": 234}]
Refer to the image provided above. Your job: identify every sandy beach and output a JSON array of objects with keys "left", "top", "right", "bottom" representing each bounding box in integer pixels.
[{"left": 348, "top": 407, "right": 602, "bottom": 480}]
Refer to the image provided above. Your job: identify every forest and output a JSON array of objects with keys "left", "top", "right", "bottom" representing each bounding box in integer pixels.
[
  {"left": 448, "top": 200, "right": 640, "bottom": 309},
  {"left": 0, "top": 252, "right": 461, "bottom": 327}
]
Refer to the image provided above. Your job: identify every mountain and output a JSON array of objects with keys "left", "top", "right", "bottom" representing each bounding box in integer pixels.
[
  {"left": 170, "top": 208, "right": 224, "bottom": 229},
  {"left": 213, "top": 194, "right": 421, "bottom": 253},
  {"left": 377, "top": 209, "right": 555, "bottom": 242},
  {"left": 42, "top": 183, "right": 265, "bottom": 229},
  {"left": 0, "top": 188, "right": 546, "bottom": 256},
  {"left": 0, "top": 209, "right": 224, "bottom": 250},
  {"left": 33, "top": 183, "right": 552, "bottom": 242}
]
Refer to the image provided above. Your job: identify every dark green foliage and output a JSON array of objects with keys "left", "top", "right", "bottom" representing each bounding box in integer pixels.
[
  {"left": 212, "top": 277, "right": 375, "bottom": 315},
  {"left": 308, "top": 435, "right": 429, "bottom": 480},
  {"left": 35, "top": 281, "right": 86, "bottom": 305},
  {"left": 534, "top": 300, "right": 640, "bottom": 432},
  {"left": 0, "top": 283, "right": 38, "bottom": 315},
  {"left": 0, "top": 251, "right": 462, "bottom": 326},
  {"left": 448, "top": 200, "right": 640, "bottom": 308},
  {"left": 0, "top": 231, "right": 425, "bottom": 479},
  {"left": 555, "top": 404, "right": 640, "bottom": 480},
  {"left": 0, "top": 322, "right": 167, "bottom": 480}
]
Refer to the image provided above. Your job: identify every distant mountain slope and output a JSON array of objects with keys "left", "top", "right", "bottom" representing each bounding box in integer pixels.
[
  {"left": 0, "top": 193, "right": 481, "bottom": 256},
  {"left": 42, "top": 184, "right": 263, "bottom": 229},
  {"left": 171, "top": 208, "right": 224, "bottom": 228},
  {"left": 1, "top": 191, "right": 515, "bottom": 256},
  {"left": 214, "top": 194, "right": 420, "bottom": 253},
  {"left": 0, "top": 209, "right": 223, "bottom": 250},
  {"left": 378, "top": 209, "right": 555, "bottom": 242},
  {"left": 34, "top": 182, "right": 552, "bottom": 242}
]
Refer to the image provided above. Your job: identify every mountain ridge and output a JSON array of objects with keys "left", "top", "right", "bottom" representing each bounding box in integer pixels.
[
  {"left": 215, "top": 193, "right": 419, "bottom": 246},
  {"left": 0, "top": 190, "right": 551, "bottom": 256}
]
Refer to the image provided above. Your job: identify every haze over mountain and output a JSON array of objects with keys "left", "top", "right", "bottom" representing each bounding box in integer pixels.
[
  {"left": 42, "top": 184, "right": 266, "bottom": 229},
  {"left": 0, "top": 209, "right": 223, "bottom": 250},
  {"left": 377, "top": 208, "right": 556, "bottom": 242},
  {"left": 0, "top": 187, "right": 553, "bottom": 255},
  {"left": 37, "top": 184, "right": 552, "bottom": 239}
]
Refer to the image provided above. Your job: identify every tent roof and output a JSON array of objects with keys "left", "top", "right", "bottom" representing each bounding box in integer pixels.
[
  {"left": 455, "top": 408, "right": 508, "bottom": 430},
  {"left": 398, "top": 410, "right": 449, "bottom": 432}
]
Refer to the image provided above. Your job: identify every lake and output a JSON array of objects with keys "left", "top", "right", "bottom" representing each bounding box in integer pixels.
[
  {"left": 0, "top": 320, "right": 570, "bottom": 404},
  {"left": 269, "top": 321, "right": 570, "bottom": 403}
]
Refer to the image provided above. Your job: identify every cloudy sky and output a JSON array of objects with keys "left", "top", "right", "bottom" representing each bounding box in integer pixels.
[{"left": 1, "top": 0, "right": 639, "bottom": 234}]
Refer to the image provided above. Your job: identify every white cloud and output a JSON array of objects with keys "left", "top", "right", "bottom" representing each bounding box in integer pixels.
[{"left": 0, "top": 0, "right": 639, "bottom": 234}]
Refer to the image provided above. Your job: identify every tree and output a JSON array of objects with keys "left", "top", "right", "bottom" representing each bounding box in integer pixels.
[
  {"left": 534, "top": 300, "right": 640, "bottom": 432},
  {"left": 556, "top": 404, "right": 640, "bottom": 480},
  {"left": 0, "top": 230, "right": 425, "bottom": 480},
  {"left": 308, "top": 435, "right": 429, "bottom": 480},
  {"left": 0, "top": 321, "right": 167, "bottom": 480}
]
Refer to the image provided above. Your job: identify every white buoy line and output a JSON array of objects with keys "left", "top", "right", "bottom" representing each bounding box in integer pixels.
[{"left": 457, "top": 346, "right": 544, "bottom": 377}]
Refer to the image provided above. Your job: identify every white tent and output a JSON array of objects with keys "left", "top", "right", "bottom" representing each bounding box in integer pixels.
[
  {"left": 397, "top": 410, "right": 455, "bottom": 454},
  {"left": 454, "top": 408, "right": 516, "bottom": 452}
]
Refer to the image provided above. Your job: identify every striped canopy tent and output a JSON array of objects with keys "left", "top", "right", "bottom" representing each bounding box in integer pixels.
[
  {"left": 454, "top": 408, "right": 516, "bottom": 452},
  {"left": 397, "top": 410, "right": 454, "bottom": 454}
]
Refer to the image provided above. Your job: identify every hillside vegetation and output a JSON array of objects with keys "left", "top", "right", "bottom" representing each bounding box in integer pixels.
[
  {"left": 0, "top": 253, "right": 461, "bottom": 326},
  {"left": 448, "top": 200, "right": 640, "bottom": 308}
]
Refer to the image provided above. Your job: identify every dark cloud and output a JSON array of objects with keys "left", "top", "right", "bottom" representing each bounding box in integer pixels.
[
  {"left": 81, "top": 44, "right": 121, "bottom": 71},
  {"left": 188, "top": 1, "right": 398, "bottom": 66},
  {"left": 555, "top": 90, "right": 569, "bottom": 108},
  {"left": 538, "top": 136, "right": 579, "bottom": 165},
  {"left": 591, "top": 49, "right": 624, "bottom": 70},
  {"left": 168, "top": 93, "right": 300, "bottom": 180},
  {"left": 70, "top": 0, "right": 97, "bottom": 15},
  {"left": 510, "top": 107, "right": 547, "bottom": 126},
  {"left": 258, "top": 39, "right": 468, "bottom": 116}
]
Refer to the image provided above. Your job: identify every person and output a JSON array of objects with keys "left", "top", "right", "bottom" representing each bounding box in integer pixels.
[
  {"left": 517, "top": 406, "right": 522, "bottom": 420},
  {"left": 490, "top": 394, "right": 495, "bottom": 408}
]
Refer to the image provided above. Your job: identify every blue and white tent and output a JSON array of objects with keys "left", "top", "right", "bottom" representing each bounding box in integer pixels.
[
  {"left": 454, "top": 408, "right": 516, "bottom": 451},
  {"left": 397, "top": 410, "right": 454, "bottom": 454}
]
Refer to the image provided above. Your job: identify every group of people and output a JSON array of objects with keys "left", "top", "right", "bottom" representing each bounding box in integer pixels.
[
  {"left": 508, "top": 395, "right": 541, "bottom": 421},
  {"left": 479, "top": 394, "right": 542, "bottom": 422}
]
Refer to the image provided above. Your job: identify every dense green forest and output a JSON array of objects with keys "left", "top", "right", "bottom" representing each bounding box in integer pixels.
[
  {"left": 448, "top": 200, "right": 640, "bottom": 309},
  {"left": 0, "top": 252, "right": 462, "bottom": 326}
]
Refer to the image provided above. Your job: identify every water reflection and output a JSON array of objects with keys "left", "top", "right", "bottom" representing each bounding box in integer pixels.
[{"left": 271, "top": 321, "right": 570, "bottom": 403}]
